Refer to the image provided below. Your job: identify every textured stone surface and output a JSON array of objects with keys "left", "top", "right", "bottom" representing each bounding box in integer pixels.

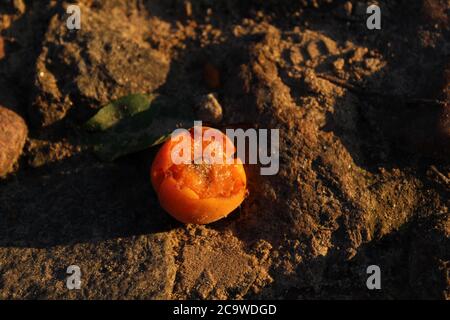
[
  {"left": 30, "top": 2, "right": 170, "bottom": 127},
  {"left": 0, "top": 106, "right": 27, "bottom": 177}
]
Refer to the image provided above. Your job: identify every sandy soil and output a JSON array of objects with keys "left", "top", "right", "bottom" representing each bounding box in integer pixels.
[{"left": 0, "top": 0, "right": 448, "bottom": 299}]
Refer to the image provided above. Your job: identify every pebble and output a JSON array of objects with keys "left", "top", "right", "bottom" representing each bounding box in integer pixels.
[
  {"left": 321, "top": 37, "right": 338, "bottom": 55},
  {"left": 349, "top": 47, "right": 368, "bottom": 64},
  {"left": 0, "top": 37, "right": 4, "bottom": 60},
  {"left": 343, "top": 2, "right": 353, "bottom": 16},
  {"left": 306, "top": 42, "right": 320, "bottom": 60},
  {"left": 195, "top": 93, "right": 223, "bottom": 124},
  {"left": 290, "top": 47, "right": 303, "bottom": 65},
  {"left": 183, "top": 0, "right": 192, "bottom": 17},
  {"left": 333, "top": 58, "right": 345, "bottom": 71},
  {"left": 0, "top": 106, "right": 28, "bottom": 177},
  {"left": 13, "top": 0, "right": 26, "bottom": 14}
]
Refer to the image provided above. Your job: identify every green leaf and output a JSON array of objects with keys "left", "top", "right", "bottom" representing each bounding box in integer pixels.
[
  {"left": 83, "top": 93, "right": 194, "bottom": 161},
  {"left": 84, "top": 94, "right": 157, "bottom": 131}
]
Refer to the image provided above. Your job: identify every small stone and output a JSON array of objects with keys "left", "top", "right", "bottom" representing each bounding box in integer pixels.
[
  {"left": 303, "top": 69, "right": 334, "bottom": 95},
  {"left": 349, "top": 47, "right": 368, "bottom": 64},
  {"left": 364, "top": 58, "right": 383, "bottom": 72},
  {"left": 306, "top": 42, "right": 321, "bottom": 60},
  {"left": 195, "top": 93, "right": 223, "bottom": 124},
  {"left": 343, "top": 1, "right": 353, "bottom": 16},
  {"left": 0, "top": 37, "right": 4, "bottom": 60},
  {"left": 321, "top": 37, "right": 338, "bottom": 55},
  {"left": 333, "top": 58, "right": 345, "bottom": 71},
  {"left": 289, "top": 47, "right": 303, "bottom": 65},
  {"left": 13, "top": 0, "right": 26, "bottom": 14},
  {"left": 184, "top": 0, "right": 192, "bottom": 17},
  {"left": 0, "top": 106, "right": 28, "bottom": 177}
]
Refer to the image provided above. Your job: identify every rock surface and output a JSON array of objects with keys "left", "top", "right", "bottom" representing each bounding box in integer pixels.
[
  {"left": 30, "top": 1, "right": 170, "bottom": 127},
  {"left": 0, "top": 106, "right": 27, "bottom": 177}
]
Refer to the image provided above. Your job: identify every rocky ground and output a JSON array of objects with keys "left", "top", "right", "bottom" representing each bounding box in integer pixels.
[{"left": 0, "top": 0, "right": 448, "bottom": 299}]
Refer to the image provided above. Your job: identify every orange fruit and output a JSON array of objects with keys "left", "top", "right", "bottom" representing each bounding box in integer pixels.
[{"left": 151, "top": 126, "right": 247, "bottom": 224}]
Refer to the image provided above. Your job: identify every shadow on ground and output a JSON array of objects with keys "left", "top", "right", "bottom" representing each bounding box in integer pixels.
[{"left": 0, "top": 149, "right": 179, "bottom": 248}]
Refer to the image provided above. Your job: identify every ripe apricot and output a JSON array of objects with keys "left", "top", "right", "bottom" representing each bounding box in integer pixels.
[{"left": 151, "top": 126, "right": 247, "bottom": 224}]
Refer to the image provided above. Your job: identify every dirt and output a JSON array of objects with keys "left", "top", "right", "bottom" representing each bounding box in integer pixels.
[{"left": 0, "top": 0, "right": 448, "bottom": 299}]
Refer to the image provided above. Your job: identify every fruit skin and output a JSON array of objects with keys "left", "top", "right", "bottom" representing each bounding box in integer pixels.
[{"left": 151, "top": 127, "right": 247, "bottom": 224}]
